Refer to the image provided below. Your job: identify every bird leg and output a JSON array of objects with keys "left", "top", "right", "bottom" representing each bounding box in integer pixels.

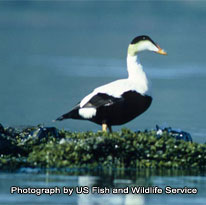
[
  {"left": 108, "top": 126, "right": 112, "bottom": 133},
  {"left": 102, "top": 123, "right": 113, "bottom": 133},
  {"left": 102, "top": 123, "right": 107, "bottom": 132}
]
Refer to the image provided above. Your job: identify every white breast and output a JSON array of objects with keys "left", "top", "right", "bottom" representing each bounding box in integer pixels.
[{"left": 80, "top": 54, "right": 152, "bottom": 108}]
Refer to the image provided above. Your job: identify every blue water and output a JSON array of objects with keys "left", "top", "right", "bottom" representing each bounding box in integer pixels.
[
  {"left": 0, "top": 1, "right": 206, "bottom": 143},
  {"left": 0, "top": 2, "right": 206, "bottom": 204},
  {"left": 0, "top": 169, "right": 206, "bottom": 205}
]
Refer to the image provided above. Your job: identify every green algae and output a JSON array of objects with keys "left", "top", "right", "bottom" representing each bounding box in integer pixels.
[{"left": 0, "top": 124, "right": 206, "bottom": 171}]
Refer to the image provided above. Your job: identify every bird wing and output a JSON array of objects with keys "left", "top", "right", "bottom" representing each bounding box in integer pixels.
[
  {"left": 56, "top": 92, "right": 124, "bottom": 121},
  {"left": 82, "top": 93, "right": 123, "bottom": 109},
  {"left": 80, "top": 79, "right": 129, "bottom": 108}
]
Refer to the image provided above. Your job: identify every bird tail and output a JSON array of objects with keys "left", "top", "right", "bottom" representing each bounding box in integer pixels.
[
  {"left": 55, "top": 115, "right": 66, "bottom": 121},
  {"left": 54, "top": 104, "right": 81, "bottom": 122}
]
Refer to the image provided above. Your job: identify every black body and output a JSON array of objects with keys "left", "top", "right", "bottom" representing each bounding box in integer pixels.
[{"left": 56, "top": 91, "right": 152, "bottom": 126}]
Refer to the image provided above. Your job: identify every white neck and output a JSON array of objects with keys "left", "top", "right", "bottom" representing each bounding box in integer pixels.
[{"left": 126, "top": 54, "right": 151, "bottom": 95}]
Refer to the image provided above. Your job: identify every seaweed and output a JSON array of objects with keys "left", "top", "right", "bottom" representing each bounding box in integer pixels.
[{"left": 0, "top": 123, "right": 205, "bottom": 171}]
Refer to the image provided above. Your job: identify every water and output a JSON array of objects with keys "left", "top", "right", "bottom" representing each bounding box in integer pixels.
[
  {"left": 0, "top": 1, "right": 206, "bottom": 142},
  {"left": 0, "top": 2, "right": 206, "bottom": 204},
  {"left": 0, "top": 169, "right": 205, "bottom": 205}
]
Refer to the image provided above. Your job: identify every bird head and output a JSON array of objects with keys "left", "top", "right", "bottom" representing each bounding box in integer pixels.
[{"left": 128, "top": 35, "right": 167, "bottom": 56}]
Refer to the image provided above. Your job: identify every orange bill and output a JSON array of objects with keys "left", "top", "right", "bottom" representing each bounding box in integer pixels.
[{"left": 156, "top": 45, "right": 167, "bottom": 55}]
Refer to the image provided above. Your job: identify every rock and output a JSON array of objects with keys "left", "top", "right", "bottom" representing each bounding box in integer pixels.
[
  {"left": 0, "top": 123, "right": 4, "bottom": 133},
  {"left": 156, "top": 125, "right": 192, "bottom": 142},
  {"left": 30, "top": 126, "right": 59, "bottom": 140}
]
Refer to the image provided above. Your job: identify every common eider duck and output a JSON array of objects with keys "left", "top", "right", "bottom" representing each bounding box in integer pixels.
[{"left": 56, "top": 35, "right": 167, "bottom": 132}]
